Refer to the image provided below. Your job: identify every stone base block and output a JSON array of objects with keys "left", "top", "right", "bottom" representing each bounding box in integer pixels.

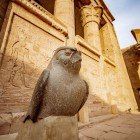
[
  {"left": 16, "top": 116, "right": 78, "bottom": 140},
  {"left": 111, "top": 105, "right": 118, "bottom": 114},
  {"left": 79, "top": 106, "right": 89, "bottom": 123}
]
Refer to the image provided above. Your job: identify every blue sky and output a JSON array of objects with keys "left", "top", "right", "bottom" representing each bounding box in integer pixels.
[{"left": 104, "top": 0, "right": 140, "bottom": 48}]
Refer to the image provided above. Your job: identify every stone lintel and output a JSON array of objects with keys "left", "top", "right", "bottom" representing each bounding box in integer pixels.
[
  {"left": 75, "top": 35, "right": 100, "bottom": 61},
  {"left": 11, "top": 0, "right": 68, "bottom": 37}
]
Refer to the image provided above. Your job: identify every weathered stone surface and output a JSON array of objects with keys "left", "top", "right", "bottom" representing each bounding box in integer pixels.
[
  {"left": 122, "top": 45, "right": 140, "bottom": 110},
  {"left": 54, "top": 0, "right": 75, "bottom": 46},
  {"left": 0, "top": 112, "right": 26, "bottom": 135},
  {"left": 0, "top": 113, "right": 12, "bottom": 135},
  {"left": 79, "top": 106, "right": 89, "bottom": 123},
  {"left": 111, "top": 105, "right": 118, "bottom": 114},
  {"left": 16, "top": 116, "right": 78, "bottom": 140},
  {"left": 0, "top": 133, "right": 17, "bottom": 140},
  {"left": 10, "top": 112, "right": 25, "bottom": 134},
  {"left": 0, "top": 1, "right": 65, "bottom": 114},
  {"left": 79, "top": 114, "right": 140, "bottom": 140},
  {"left": 80, "top": 5, "right": 103, "bottom": 51}
]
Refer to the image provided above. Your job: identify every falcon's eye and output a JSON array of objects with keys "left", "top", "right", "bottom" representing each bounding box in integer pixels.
[{"left": 65, "top": 51, "right": 71, "bottom": 56}]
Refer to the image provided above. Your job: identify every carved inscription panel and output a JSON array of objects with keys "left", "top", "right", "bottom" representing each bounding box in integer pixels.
[
  {"left": 80, "top": 53, "right": 111, "bottom": 117},
  {"left": 80, "top": 53, "right": 100, "bottom": 95},
  {"left": 104, "top": 62, "right": 118, "bottom": 105},
  {"left": 0, "top": 15, "right": 64, "bottom": 113}
]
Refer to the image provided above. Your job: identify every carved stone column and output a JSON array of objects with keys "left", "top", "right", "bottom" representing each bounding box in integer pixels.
[
  {"left": 54, "top": 0, "right": 75, "bottom": 46},
  {"left": 80, "top": 5, "right": 109, "bottom": 104},
  {"left": 80, "top": 5, "right": 103, "bottom": 51}
]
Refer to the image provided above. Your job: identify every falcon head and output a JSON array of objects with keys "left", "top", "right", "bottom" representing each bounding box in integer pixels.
[{"left": 52, "top": 47, "right": 82, "bottom": 73}]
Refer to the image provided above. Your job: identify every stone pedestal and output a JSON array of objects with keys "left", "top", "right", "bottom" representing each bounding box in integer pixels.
[
  {"left": 16, "top": 116, "right": 78, "bottom": 140},
  {"left": 111, "top": 105, "right": 118, "bottom": 114}
]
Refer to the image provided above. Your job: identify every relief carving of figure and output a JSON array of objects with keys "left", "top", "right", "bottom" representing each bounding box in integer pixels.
[{"left": 8, "top": 28, "right": 30, "bottom": 88}]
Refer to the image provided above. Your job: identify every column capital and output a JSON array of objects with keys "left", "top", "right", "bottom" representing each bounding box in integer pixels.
[{"left": 80, "top": 5, "right": 103, "bottom": 26}]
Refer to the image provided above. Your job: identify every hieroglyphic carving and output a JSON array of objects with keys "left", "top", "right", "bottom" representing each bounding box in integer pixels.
[
  {"left": 0, "top": 14, "right": 64, "bottom": 112},
  {"left": 80, "top": 53, "right": 100, "bottom": 95},
  {"left": 104, "top": 62, "right": 117, "bottom": 105},
  {"left": 8, "top": 28, "right": 30, "bottom": 88}
]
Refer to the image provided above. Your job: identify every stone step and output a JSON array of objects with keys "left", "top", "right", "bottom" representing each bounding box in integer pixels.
[{"left": 78, "top": 114, "right": 119, "bottom": 129}]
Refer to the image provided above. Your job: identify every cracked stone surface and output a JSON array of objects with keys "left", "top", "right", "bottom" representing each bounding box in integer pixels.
[{"left": 79, "top": 114, "right": 140, "bottom": 140}]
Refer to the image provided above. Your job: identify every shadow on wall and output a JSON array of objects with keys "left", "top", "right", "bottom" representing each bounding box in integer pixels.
[{"left": 122, "top": 45, "right": 140, "bottom": 111}]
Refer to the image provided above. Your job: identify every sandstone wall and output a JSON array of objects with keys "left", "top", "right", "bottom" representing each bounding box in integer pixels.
[
  {"left": 107, "top": 22, "right": 138, "bottom": 111},
  {"left": 76, "top": 36, "right": 112, "bottom": 118},
  {"left": 100, "top": 23, "right": 114, "bottom": 61},
  {"left": 0, "top": 0, "right": 67, "bottom": 135},
  {"left": 122, "top": 46, "right": 140, "bottom": 110}
]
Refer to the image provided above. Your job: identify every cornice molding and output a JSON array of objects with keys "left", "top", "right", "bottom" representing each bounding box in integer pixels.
[{"left": 11, "top": 0, "right": 68, "bottom": 37}]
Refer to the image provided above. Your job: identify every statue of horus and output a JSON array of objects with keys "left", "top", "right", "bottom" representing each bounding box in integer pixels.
[{"left": 24, "top": 46, "right": 89, "bottom": 123}]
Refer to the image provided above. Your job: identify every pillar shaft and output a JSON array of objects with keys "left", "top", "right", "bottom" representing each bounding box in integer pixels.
[
  {"left": 54, "top": 0, "right": 75, "bottom": 46},
  {"left": 80, "top": 5, "right": 109, "bottom": 104},
  {"left": 80, "top": 5, "right": 103, "bottom": 51}
]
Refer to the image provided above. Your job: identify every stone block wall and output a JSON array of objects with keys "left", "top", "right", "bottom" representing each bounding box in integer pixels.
[
  {"left": 122, "top": 46, "right": 140, "bottom": 110},
  {"left": 76, "top": 36, "right": 113, "bottom": 117}
]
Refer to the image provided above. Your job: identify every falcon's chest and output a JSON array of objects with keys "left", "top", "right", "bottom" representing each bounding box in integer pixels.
[{"left": 46, "top": 68, "right": 85, "bottom": 97}]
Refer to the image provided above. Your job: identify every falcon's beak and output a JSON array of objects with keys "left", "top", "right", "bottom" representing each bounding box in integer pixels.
[{"left": 71, "top": 51, "right": 82, "bottom": 64}]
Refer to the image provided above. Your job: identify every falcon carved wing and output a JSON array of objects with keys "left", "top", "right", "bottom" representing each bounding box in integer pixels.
[
  {"left": 77, "top": 80, "right": 89, "bottom": 112},
  {"left": 23, "top": 69, "right": 50, "bottom": 123}
]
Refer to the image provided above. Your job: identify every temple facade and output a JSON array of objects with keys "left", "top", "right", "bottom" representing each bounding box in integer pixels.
[{"left": 0, "top": 0, "right": 138, "bottom": 136}]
